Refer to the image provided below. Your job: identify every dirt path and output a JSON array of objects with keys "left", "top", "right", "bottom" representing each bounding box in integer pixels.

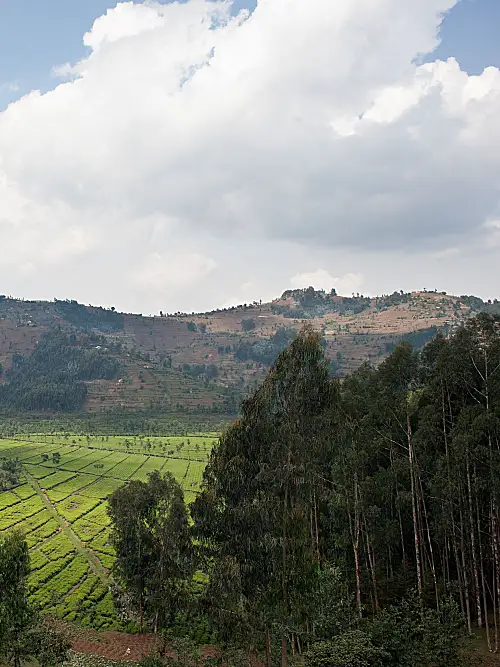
[{"left": 24, "top": 468, "right": 110, "bottom": 586}]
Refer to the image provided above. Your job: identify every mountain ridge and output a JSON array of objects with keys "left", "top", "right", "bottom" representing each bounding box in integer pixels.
[{"left": 0, "top": 288, "right": 497, "bottom": 421}]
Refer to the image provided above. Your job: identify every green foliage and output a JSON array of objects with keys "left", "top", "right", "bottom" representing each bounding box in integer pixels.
[
  {"left": 182, "top": 363, "right": 218, "bottom": 381},
  {"left": 306, "top": 568, "right": 357, "bottom": 641},
  {"left": 21, "top": 621, "right": 71, "bottom": 667},
  {"left": 304, "top": 631, "right": 387, "bottom": 667},
  {"left": 194, "top": 327, "right": 334, "bottom": 645},
  {"left": 234, "top": 326, "right": 296, "bottom": 364},
  {"left": 274, "top": 288, "right": 371, "bottom": 318},
  {"left": 0, "top": 530, "right": 70, "bottom": 666},
  {"left": 138, "top": 658, "right": 165, "bottom": 667},
  {"left": 0, "top": 529, "right": 32, "bottom": 649},
  {"left": 3, "top": 311, "right": 500, "bottom": 666},
  {"left": 108, "top": 470, "right": 194, "bottom": 631},
  {"left": 384, "top": 327, "right": 439, "bottom": 354},
  {"left": 0, "top": 331, "right": 121, "bottom": 412},
  {"left": 367, "top": 596, "right": 467, "bottom": 667},
  {"left": 241, "top": 318, "right": 256, "bottom": 332},
  {"left": 156, "top": 638, "right": 203, "bottom": 666},
  {"left": 54, "top": 299, "right": 124, "bottom": 332},
  {"left": 0, "top": 457, "right": 22, "bottom": 490},
  {"left": 192, "top": 316, "right": 500, "bottom": 663}
]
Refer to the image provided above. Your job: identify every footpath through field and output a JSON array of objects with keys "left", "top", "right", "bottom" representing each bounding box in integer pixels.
[{"left": 24, "top": 468, "right": 110, "bottom": 586}]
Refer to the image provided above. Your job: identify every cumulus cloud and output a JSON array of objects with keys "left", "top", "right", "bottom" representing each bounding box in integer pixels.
[{"left": 0, "top": 0, "right": 499, "bottom": 312}]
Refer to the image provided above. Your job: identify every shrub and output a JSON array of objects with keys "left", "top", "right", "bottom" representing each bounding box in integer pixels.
[
  {"left": 241, "top": 318, "right": 256, "bottom": 332},
  {"left": 139, "top": 658, "right": 164, "bottom": 667},
  {"left": 304, "top": 631, "right": 387, "bottom": 667},
  {"left": 367, "top": 595, "right": 468, "bottom": 667}
]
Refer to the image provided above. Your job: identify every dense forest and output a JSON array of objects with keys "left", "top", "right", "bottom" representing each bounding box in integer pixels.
[
  {"left": 54, "top": 299, "right": 124, "bottom": 332},
  {"left": 90, "top": 313, "right": 500, "bottom": 666},
  {"left": 0, "top": 331, "right": 121, "bottom": 412},
  {"left": 235, "top": 327, "right": 297, "bottom": 365}
]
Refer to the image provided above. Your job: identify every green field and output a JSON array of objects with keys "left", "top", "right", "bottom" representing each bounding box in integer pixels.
[{"left": 0, "top": 434, "right": 214, "bottom": 630}]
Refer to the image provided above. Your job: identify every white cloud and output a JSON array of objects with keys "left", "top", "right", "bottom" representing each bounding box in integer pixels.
[
  {"left": 134, "top": 251, "right": 217, "bottom": 290},
  {"left": 0, "top": 0, "right": 499, "bottom": 313},
  {"left": 0, "top": 81, "right": 20, "bottom": 93},
  {"left": 429, "top": 246, "right": 460, "bottom": 260}
]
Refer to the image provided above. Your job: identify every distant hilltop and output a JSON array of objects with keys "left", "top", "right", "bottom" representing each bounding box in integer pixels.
[{"left": 0, "top": 288, "right": 497, "bottom": 420}]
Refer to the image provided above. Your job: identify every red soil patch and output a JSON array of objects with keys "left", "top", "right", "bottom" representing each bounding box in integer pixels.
[
  {"left": 72, "top": 630, "right": 158, "bottom": 662},
  {"left": 71, "top": 629, "right": 219, "bottom": 663}
]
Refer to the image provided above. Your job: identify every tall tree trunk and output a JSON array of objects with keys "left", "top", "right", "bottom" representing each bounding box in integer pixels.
[
  {"left": 313, "top": 486, "right": 320, "bottom": 566},
  {"left": 466, "top": 453, "right": 482, "bottom": 627},
  {"left": 452, "top": 529, "right": 465, "bottom": 616},
  {"left": 420, "top": 475, "right": 439, "bottom": 610},
  {"left": 492, "top": 509, "right": 499, "bottom": 653},
  {"left": 398, "top": 503, "right": 407, "bottom": 569},
  {"left": 407, "top": 412, "right": 423, "bottom": 602},
  {"left": 281, "top": 450, "right": 290, "bottom": 667},
  {"left": 364, "top": 524, "right": 379, "bottom": 611},
  {"left": 265, "top": 627, "right": 272, "bottom": 667},
  {"left": 492, "top": 503, "right": 500, "bottom": 650},
  {"left": 353, "top": 473, "right": 362, "bottom": 617},
  {"left": 476, "top": 475, "right": 491, "bottom": 649},
  {"left": 139, "top": 591, "right": 143, "bottom": 633},
  {"left": 460, "top": 502, "right": 473, "bottom": 635},
  {"left": 281, "top": 634, "right": 288, "bottom": 667}
]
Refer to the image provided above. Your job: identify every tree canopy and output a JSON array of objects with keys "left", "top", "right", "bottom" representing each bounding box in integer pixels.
[{"left": 191, "top": 315, "right": 500, "bottom": 665}]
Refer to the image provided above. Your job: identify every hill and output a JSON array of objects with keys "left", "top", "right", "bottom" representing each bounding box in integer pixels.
[{"left": 0, "top": 288, "right": 498, "bottom": 425}]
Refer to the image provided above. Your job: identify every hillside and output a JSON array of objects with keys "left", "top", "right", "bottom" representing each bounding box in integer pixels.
[{"left": 0, "top": 289, "right": 498, "bottom": 422}]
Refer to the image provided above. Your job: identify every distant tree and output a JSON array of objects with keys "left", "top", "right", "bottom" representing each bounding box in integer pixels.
[
  {"left": 242, "top": 318, "right": 256, "bottom": 332},
  {"left": 0, "top": 458, "right": 22, "bottom": 490},
  {"left": 187, "top": 322, "right": 197, "bottom": 333},
  {"left": 51, "top": 452, "right": 61, "bottom": 465},
  {"left": 0, "top": 330, "right": 121, "bottom": 412}
]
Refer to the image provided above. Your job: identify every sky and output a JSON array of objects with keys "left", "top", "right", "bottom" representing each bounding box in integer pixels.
[{"left": 0, "top": 0, "right": 499, "bottom": 315}]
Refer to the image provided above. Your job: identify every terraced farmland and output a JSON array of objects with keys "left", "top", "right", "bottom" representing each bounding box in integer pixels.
[{"left": 0, "top": 434, "right": 214, "bottom": 630}]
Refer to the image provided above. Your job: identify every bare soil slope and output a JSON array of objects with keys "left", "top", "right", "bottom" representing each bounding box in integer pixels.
[{"left": 0, "top": 290, "right": 491, "bottom": 417}]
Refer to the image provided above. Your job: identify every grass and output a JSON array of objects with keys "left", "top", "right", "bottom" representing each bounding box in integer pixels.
[
  {"left": 56, "top": 495, "right": 101, "bottom": 523},
  {"left": 0, "top": 496, "right": 45, "bottom": 530},
  {"left": 0, "top": 432, "right": 215, "bottom": 632},
  {"left": 72, "top": 516, "right": 106, "bottom": 542},
  {"left": 0, "top": 491, "right": 21, "bottom": 509},
  {"left": 40, "top": 532, "right": 77, "bottom": 560},
  {"left": 130, "top": 455, "right": 166, "bottom": 481},
  {"left": 26, "top": 518, "right": 60, "bottom": 547},
  {"left": 47, "top": 474, "right": 97, "bottom": 500},
  {"left": 104, "top": 453, "right": 147, "bottom": 480},
  {"left": 14, "top": 483, "right": 37, "bottom": 500},
  {"left": 38, "top": 470, "right": 78, "bottom": 489}
]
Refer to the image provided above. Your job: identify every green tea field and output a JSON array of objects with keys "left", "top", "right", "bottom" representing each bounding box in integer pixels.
[{"left": 0, "top": 434, "right": 215, "bottom": 630}]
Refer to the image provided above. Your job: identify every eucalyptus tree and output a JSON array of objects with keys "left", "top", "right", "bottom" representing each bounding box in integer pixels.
[
  {"left": 108, "top": 470, "right": 194, "bottom": 632},
  {"left": 193, "top": 327, "right": 335, "bottom": 666},
  {"left": 0, "top": 530, "right": 69, "bottom": 667}
]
